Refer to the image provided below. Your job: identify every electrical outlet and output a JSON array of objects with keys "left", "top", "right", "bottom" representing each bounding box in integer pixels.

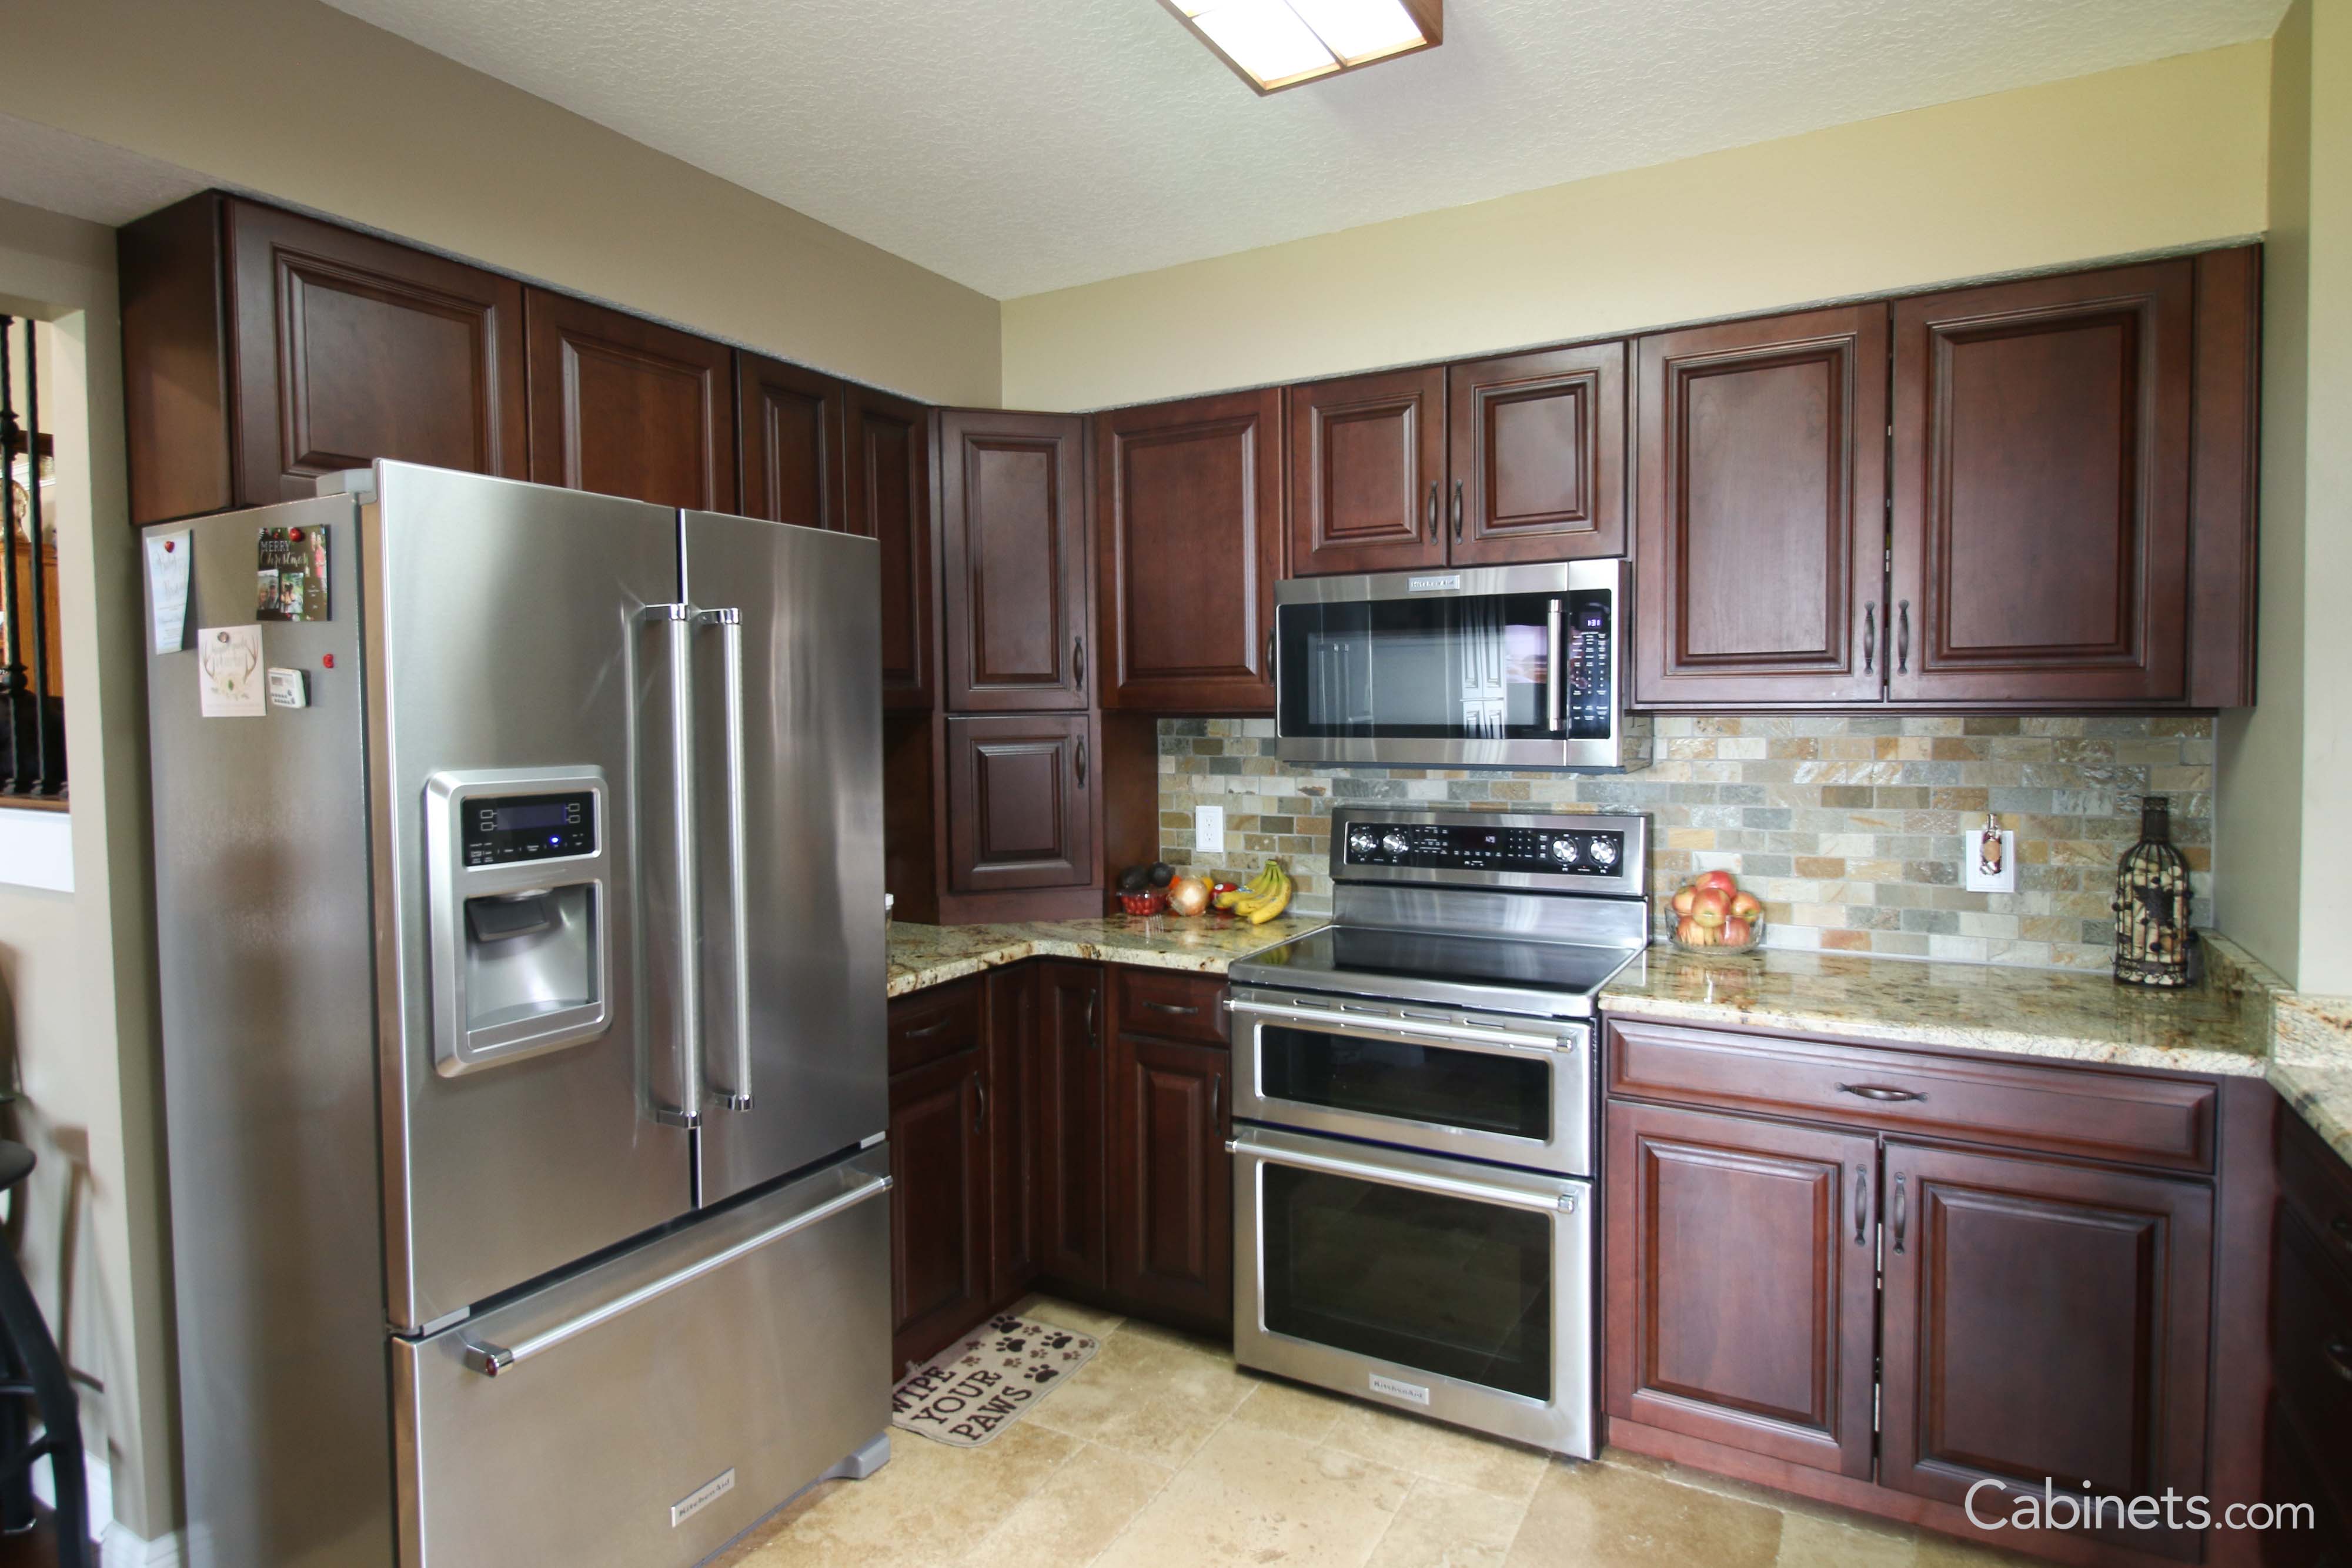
[
  {"left": 1195, "top": 804, "right": 1225, "bottom": 855},
  {"left": 1964, "top": 830, "right": 2017, "bottom": 893}
]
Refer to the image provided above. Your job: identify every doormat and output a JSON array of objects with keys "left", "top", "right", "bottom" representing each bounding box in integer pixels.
[{"left": 891, "top": 1312, "right": 1100, "bottom": 1448}]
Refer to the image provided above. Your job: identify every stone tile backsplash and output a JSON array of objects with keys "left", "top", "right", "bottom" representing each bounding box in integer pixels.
[{"left": 1157, "top": 714, "right": 2214, "bottom": 972}]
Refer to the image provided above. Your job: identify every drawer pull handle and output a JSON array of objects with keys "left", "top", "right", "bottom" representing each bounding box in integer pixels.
[
  {"left": 2327, "top": 1340, "right": 2352, "bottom": 1383},
  {"left": 1892, "top": 1172, "right": 1908, "bottom": 1254},
  {"left": 1143, "top": 999, "right": 1200, "bottom": 1017},
  {"left": 974, "top": 1079, "right": 987, "bottom": 1133},
  {"left": 1853, "top": 1167, "right": 1869, "bottom": 1246},
  {"left": 2331, "top": 1216, "right": 2352, "bottom": 1249},
  {"left": 899, "top": 1018, "right": 956, "bottom": 1041},
  {"left": 1838, "top": 1083, "right": 1926, "bottom": 1104}
]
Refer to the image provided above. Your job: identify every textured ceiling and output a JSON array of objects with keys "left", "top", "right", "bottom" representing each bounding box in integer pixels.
[
  {"left": 0, "top": 113, "right": 206, "bottom": 230},
  {"left": 321, "top": 0, "right": 2286, "bottom": 300}
]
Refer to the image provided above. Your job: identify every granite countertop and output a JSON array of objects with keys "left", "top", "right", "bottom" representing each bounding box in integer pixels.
[{"left": 886, "top": 914, "right": 1321, "bottom": 998}]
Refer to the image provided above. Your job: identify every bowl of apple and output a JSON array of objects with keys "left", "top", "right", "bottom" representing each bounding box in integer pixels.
[{"left": 1669, "top": 871, "right": 1766, "bottom": 953}]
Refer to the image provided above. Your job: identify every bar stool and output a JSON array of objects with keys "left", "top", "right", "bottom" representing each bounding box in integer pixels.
[{"left": 0, "top": 1141, "right": 87, "bottom": 1567}]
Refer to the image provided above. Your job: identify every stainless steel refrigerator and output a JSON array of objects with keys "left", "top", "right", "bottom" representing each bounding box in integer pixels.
[{"left": 142, "top": 462, "right": 893, "bottom": 1568}]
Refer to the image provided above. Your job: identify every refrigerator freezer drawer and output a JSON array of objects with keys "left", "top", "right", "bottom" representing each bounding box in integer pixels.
[{"left": 392, "top": 1145, "right": 891, "bottom": 1568}]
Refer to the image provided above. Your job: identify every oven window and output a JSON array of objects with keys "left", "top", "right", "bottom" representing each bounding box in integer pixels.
[
  {"left": 1275, "top": 590, "right": 1612, "bottom": 743},
  {"left": 1258, "top": 1025, "right": 1551, "bottom": 1141},
  {"left": 1261, "top": 1163, "right": 1552, "bottom": 1400}
]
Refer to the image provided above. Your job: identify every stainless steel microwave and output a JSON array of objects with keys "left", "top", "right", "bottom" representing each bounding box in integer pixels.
[{"left": 1272, "top": 560, "right": 1638, "bottom": 771}]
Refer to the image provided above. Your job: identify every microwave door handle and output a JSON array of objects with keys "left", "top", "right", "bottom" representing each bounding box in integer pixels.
[
  {"left": 642, "top": 603, "right": 700, "bottom": 1129},
  {"left": 1546, "top": 598, "right": 1565, "bottom": 733},
  {"left": 698, "top": 608, "right": 754, "bottom": 1111}
]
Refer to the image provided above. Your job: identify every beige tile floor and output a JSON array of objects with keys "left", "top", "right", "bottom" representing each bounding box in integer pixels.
[{"left": 713, "top": 1298, "right": 2034, "bottom": 1568}]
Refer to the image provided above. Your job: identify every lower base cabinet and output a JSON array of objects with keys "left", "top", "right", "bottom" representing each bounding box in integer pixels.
[
  {"left": 2265, "top": 1113, "right": 2352, "bottom": 1566},
  {"left": 887, "top": 962, "right": 1232, "bottom": 1370}
]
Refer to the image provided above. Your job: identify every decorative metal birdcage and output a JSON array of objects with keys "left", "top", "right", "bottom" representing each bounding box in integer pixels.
[{"left": 2113, "top": 796, "right": 2192, "bottom": 987}]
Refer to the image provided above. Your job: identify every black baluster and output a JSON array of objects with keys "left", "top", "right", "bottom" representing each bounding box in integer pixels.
[
  {"left": 0, "top": 317, "right": 25, "bottom": 798},
  {"left": 23, "top": 320, "right": 55, "bottom": 796}
]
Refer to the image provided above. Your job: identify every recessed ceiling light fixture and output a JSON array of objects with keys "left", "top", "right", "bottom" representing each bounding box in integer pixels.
[{"left": 1160, "top": 0, "right": 1442, "bottom": 94}]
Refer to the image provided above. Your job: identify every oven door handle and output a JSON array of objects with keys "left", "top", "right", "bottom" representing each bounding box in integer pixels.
[
  {"left": 1228, "top": 1133, "right": 1573, "bottom": 1214},
  {"left": 1224, "top": 995, "right": 1574, "bottom": 1054}
]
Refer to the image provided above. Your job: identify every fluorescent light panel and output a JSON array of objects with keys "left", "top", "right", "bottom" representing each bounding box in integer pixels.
[{"left": 1167, "top": 0, "right": 1438, "bottom": 92}]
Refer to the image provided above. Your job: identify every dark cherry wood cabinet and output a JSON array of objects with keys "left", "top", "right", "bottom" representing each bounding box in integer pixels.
[
  {"left": 1034, "top": 962, "right": 1110, "bottom": 1289},
  {"left": 523, "top": 287, "right": 736, "bottom": 511},
  {"left": 1879, "top": 1143, "right": 2213, "bottom": 1560},
  {"left": 1287, "top": 367, "right": 1446, "bottom": 577},
  {"left": 1633, "top": 306, "right": 1889, "bottom": 707},
  {"left": 887, "top": 980, "right": 992, "bottom": 1370},
  {"left": 1097, "top": 390, "right": 1283, "bottom": 713},
  {"left": 938, "top": 410, "right": 1090, "bottom": 713},
  {"left": 121, "top": 193, "right": 529, "bottom": 524},
  {"left": 1605, "top": 1099, "right": 1879, "bottom": 1479},
  {"left": 2266, "top": 1113, "right": 2352, "bottom": 1564},
  {"left": 1107, "top": 971, "right": 1231, "bottom": 1329},
  {"left": 737, "top": 352, "right": 846, "bottom": 532},
  {"left": 1889, "top": 262, "right": 2194, "bottom": 707},
  {"left": 987, "top": 967, "right": 1043, "bottom": 1301},
  {"left": 1447, "top": 342, "right": 1626, "bottom": 565},
  {"left": 847, "top": 385, "right": 936, "bottom": 710},
  {"left": 943, "top": 713, "right": 1094, "bottom": 897}
]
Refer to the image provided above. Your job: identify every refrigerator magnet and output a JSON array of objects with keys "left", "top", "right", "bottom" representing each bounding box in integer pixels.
[{"left": 198, "top": 626, "right": 267, "bottom": 717}]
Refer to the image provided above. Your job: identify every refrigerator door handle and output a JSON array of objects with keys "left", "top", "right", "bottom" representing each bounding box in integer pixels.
[
  {"left": 698, "top": 607, "right": 755, "bottom": 1112},
  {"left": 459, "top": 1169, "right": 893, "bottom": 1376},
  {"left": 643, "top": 603, "right": 701, "bottom": 1131}
]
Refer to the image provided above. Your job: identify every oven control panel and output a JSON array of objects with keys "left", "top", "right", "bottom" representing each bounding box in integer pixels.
[{"left": 1342, "top": 819, "right": 1626, "bottom": 877}]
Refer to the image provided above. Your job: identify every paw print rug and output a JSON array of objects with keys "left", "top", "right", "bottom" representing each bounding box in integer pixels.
[{"left": 890, "top": 1313, "right": 1101, "bottom": 1447}]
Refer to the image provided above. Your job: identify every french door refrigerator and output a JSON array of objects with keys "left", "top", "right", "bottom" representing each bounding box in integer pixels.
[{"left": 143, "top": 462, "right": 891, "bottom": 1568}]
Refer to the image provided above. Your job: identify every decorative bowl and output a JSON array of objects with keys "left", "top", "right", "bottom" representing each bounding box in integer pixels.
[
  {"left": 1669, "top": 915, "right": 1766, "bottom": 955},
  {"left": 1118, "top": 890, "right": 1168, "bottom": 917}
]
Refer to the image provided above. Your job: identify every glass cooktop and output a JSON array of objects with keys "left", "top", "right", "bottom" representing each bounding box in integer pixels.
[{"left": 1228, "top": 924, "right": 1645, "bottom": 1019}]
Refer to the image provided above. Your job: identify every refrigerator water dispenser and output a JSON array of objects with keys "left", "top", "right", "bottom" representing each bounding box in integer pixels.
[{"left": 426, "top": 768, "right": 614, "bottom": 1076}]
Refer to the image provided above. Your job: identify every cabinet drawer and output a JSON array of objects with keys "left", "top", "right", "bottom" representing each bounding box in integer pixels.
[
  {"left": 889, "top": 977, "right": 987, "bottom": 1075},
  {"left": 2272, "top": 1206, "right": 2352, "bottom": 1522},
  {"left": 2279, "top": 1111, "right": 2352, "bottom": 1290},
  {"left": 1116, "top": 969, "right": 1228, "bottom": 1047},
  {"left": 1605, "top": 1017, "right": 2216, "bottom": 1172}
]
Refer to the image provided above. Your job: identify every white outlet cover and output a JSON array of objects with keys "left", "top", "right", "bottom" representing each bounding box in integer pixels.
[
  {"left": 1196, "top": 804, "right": 1225, "bottom": 855},
  {"left": 1963, "top": 830, "right": 2017, "bottom": 894}
]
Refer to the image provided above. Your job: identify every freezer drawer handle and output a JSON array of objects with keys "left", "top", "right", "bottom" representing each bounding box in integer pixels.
[
  {"left": 460, "top": 1171, "right": 893, "bottom": 1378},
  {"left": 698, "top": 607, "right": 755, "bottom": 1112},
  {"left": 1225, "top": 996, "right": 1573, "bottom": 1054}
]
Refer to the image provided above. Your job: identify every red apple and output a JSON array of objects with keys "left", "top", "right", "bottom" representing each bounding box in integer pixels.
[
  {"left": 1671, "top": 885, "right": 1697, "bottom": 917},
  {"left": 1689, "top": 888, "right": 1730, "bottom": 927},
  {"left": 1696, "top": 870, "right": 1738, "bottom": 894},
  {"left": 1730, "top": 890, "right": 1762, "bottom": 920},
  {"left": 1675, "top": 915, "right": 1713, "bottom": 947},
  {"left": 1721, "top": 917, "right": 1753, "bottom": 947}
]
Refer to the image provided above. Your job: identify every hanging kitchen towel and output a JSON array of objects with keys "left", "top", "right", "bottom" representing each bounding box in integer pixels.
[{"left": 890, "top": 1312, "right": 1099, "bottom": 1448}]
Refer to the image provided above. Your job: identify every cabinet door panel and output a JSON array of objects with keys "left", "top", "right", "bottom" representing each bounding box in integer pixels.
[
  {"left": 228, "top": 200, "right": 527, "bottom": 504},
  {"left": 1606, "top": 1101, "right": 1879, "bottom": 1478},
  {"left": 1880, "top": 1142, "right": 2210, "bottom": 1559},
  {"left": 988, "top": 966, "right": 1043, "bottom": 1300},
  {"left": 1099, "top": 390, "right": 1281, "bottom": 711},
  {"left": 848, "top": 387, "right": 935, "bottom": 709},
  {"left": 738, "top": 352, "right": 846, "bottom": 532},
  {"left": 1110, "top": 1030, "right": 1231, "bottom": 1328},
  {"left": 1890, "top": 263, "right": 2193, "bottom": 704},
  {"left": 1287, "top": 369, "right": 1446, "bottom": 577},
  {"left": 940, "top": 411, "right": 1088, "bottom": 711},
  {"left": 945, "top": 714, "right": 1093, "bottom": 894},
  {"left": 524, "top": 288, "right": 735, "bottom": 511},
  {"left": 888, "top": 1047, "right": 991, "bottom": 1369},
  {"left": 1634, "top": 307, "right": 1887, "bottom": 706},
  {"left": 1448, "top": 343, "right": 1626, "bottom": 564},
  {"left": 1035, "top": 962, "right": 1108, "bottom": 1288}
]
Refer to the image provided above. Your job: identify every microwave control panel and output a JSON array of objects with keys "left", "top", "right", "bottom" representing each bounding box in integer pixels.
[
  {"left": 1563, "top": 589, "right": 1612, "bottom": 740},
  {"left": 463, "top": 791, "right": 596, "bottom": 867},
  {"left": 1342, "top": 819, "right": 1626, "bottom": 877}
]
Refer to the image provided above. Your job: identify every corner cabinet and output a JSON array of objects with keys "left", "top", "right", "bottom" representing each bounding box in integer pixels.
[
  {"left": 1097, "top": 390, "right": 1282, "bottom": 713},
  {"left": 523, "top": 287, "right": 736, "bottom": 511},
  {"left": 1107, "top": 970, "right": 1232, "bottom": 1330},
  {"left": 938, "top": 410, "right": 1090, "bottom": 713}
]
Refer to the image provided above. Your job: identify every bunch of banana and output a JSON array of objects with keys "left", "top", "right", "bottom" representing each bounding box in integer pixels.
[{"left": 1220, "top": 860, "right": 1292, "bottom": 924}]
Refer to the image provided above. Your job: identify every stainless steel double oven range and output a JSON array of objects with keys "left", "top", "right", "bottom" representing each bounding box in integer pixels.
[{"left": 1225, "top": 808, "right": 1651, "bottom": 1456}]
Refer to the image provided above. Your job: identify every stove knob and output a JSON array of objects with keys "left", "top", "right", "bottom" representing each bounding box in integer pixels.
[
  {"left": 1551, "top": 837, "right": 1579, "bottom": 864},
  {"left": 1381, "top": 831, "right": 1409, "bottom": 856},
  {"left": 1589, "top": 837, "right": 1619, "bottom": 867},
  {"left": 1348, "top": 830, "right": 1379, "bottom": 856}
]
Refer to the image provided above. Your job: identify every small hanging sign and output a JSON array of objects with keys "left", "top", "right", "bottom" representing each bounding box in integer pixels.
[
  {"left": 256, "top": 524, "right": 329, "bottom": 621},
  {"left": 145, "top": 528, "right": 192, "bottom": 653}
]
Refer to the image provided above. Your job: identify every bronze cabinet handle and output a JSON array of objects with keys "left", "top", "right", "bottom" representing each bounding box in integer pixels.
[
  {"left": 2326, "top": 1340, "right": 2352, "bottom": 1382},
  {"left": 1211, "top": 1072, "right": 1222, "bottom": 1128},
  {"left": 1838, "top": 1082, "right": 1925, "bottom": 1103},
  {"left": 1892, "top": 1172, "right": 1909, "bottom": 1254},
  {"left": 1265, "top": 629, "right": 1276, "bottom": 677},
  {"left": 1853, "top": 1167, "right": 1869, "bottom": 1246},
  {"left": 1897, "top": 600, "right": 1910, "bottom": 674},
  {"left": 1075, "top": 736, "right": 1088, "bottom": 787},
  {"left": 2330, "top": 1215, "right": 2351, "bottom": 1249},
  {"left": 1073, "top": 636, "right": 1085, "bottom": 692},
  {"left": 1083, "top": 992, "right": 1098, "bottom": 1047},
  {"left": 900, "top": 1017, "right": 954, "bottom": 1040},
  {"left": 1863, "top": 601, "right": 1876, "bottom": 674},
  {"left": 974, "top": 1079, "right": 987, "bottom": 1133},
  {"left": 1144, "top": 999, "right": 1199, "bottom": 1015},
  {"left": 1425, "top": 481, "right": 1439, "bottom": 539},
  {"left": 1451, "top": 481, "right": 1464, "bottom": 542}
]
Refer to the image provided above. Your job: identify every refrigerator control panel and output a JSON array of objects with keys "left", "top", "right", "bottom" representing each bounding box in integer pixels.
[{"left": 463, "top": 791, "right": 596, "bottom": 867}]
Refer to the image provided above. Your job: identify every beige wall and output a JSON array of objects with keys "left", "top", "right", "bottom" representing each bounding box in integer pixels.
[
  {"left": 2217, "top": 0, "right": 2352, "bottom": 994},
  {"left": 1001, "top": 41, "right": 2272, "bottom": 410},
  {"left": 0, "top": 0, "right": 1001, "bottom": 407},
  {"left": 0, "top": 199, "right": 178, "bottom": 1542}
]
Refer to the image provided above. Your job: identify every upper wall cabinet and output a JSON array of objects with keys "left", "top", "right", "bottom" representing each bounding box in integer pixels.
[
  {"left": 524, "top": 287, "right": 736, "bottom": 511},
  {"left": 1634, "top": 306, "right": 1889, "bottom": 707},
  {"left": 938, "top": 410, "right": 1090, "bottom": 713},
  {"left": 1099, "top": 390, "right": 1283, "bottom": 713},
  {"left": 737, "top": 353, "right": 847, "bottom": 533},
  {"left": 847, "top": 385, "right": 936, "bottom": 711},
  {"left": 1446, "top": 343, "right": 1627, "bottom": 565},
  {"left": 1287, "top": 368, "right": 1446, "bottom": 577},
  {"left": 120, "top": 193, "right": 529, "bottom": 524}
]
